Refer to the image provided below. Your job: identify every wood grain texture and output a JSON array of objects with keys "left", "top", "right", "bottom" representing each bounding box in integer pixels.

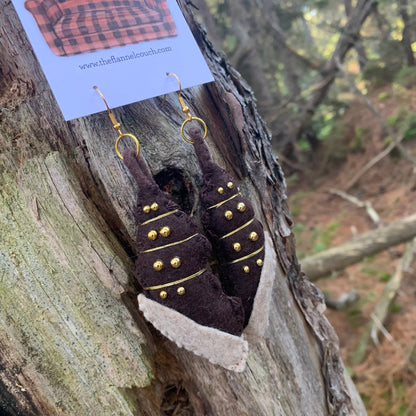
[{"left": 0, "top": 0, "right": 366, "bottom": 414}]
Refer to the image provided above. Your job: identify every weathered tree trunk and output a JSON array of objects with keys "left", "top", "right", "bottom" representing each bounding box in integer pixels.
[
  {"left": 398, "top": 0, "right": 415, "bottom": 66},
  {"left": 0, "top": 1, "right": 366, "bottom": 415}
]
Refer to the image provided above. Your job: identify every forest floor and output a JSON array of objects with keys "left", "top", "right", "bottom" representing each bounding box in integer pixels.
[{"left": 286, "top": 84, "right": 416, "bottom": 416}]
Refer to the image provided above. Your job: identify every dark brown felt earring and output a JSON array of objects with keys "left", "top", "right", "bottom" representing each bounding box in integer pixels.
[
  {"left": 167, "top": 74, "right": 276, "bottom": 337},
  {"left": 95, "top": 86, "right": 250, "bottom": 372},
  {"left": 188, "top": 127, "right": 266, "bottom": 326},
  {"left": 166, "top": 74, "right": 267, "bottom": 327}
]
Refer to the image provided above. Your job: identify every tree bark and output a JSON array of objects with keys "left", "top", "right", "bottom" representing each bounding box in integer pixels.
[
  {"left": 301, "top": 213, "right": 416, "bottom": 281},
  {"left": 0, "top": 1, "right": 366, "bottom": 415},
  {"left": 224, "top": 0, "right": 278, "bottom": 124},
  {"left": 398, "top": 0, "right": 415, "bottom": 66},
  {"left": 344, "top": 0, "right": 368, "bottom": 69}
]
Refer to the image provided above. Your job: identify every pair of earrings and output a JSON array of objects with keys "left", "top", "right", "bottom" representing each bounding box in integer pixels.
[{"left": 95, "top": 76, "right": 269, "bottom": 370}]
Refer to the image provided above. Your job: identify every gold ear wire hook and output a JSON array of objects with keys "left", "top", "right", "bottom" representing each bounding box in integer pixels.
[
  {"left": 93, "top": 86, "right": 140, "bottom": 159},
  {"left": 166, "top": 73, "right": 208, "bottom": 144}
]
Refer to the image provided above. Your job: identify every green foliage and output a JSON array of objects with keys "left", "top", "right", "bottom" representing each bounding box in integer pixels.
[
  {"left": 360, "top": 394, "right": 371, "bottom": 406},
  {"left": 379, "top": 273, "right": 391, "bottom": 282},
  {"left": 292, "top": 222, "right": 307, "bottom": 234},
  {"left": 289, "top": 191, "right": 311, "bottom": 217},
  {"left": 362, "top": 60, "right": 398, "bottom": 88},
  {"left": 378, "top": 91, "right": 391, "bottom": 101},
  {"left": 360, "top": 266, "right": 379, "bottom": 276},
  {"left": 320, "top": 119, "right": 348, "bottom": 164},
  {"left": 223, "top": 34, "right": 237, "bottom": 54},
  {"left": 394, "top": 66, "right": 416, "bottom": 89},
  {"left": 298, "top": 138, "right": 311, "bottom": 151},
  {"left": 286, "top": 173, "right": 299, "bottom": 188},
  {"left": 362, "top": 36, "right": 408, "bottom": 87},
  {"left": 390, "top": 302, "right": 402, "bottom": 313},
  {"left": 387, "top": 112, "right": 401, "bottom": 126},
  {"left": 200, "top": 0, "right": 415, "bottom": 168},
  {"left": 347, "top": 308, "right": 365, "bottom": 328},
  {"left": 363, "top": 253, "right": 379, "bottom": 263},
  {"left": 383, "top": 136, "right": 393, "bottom": 147},
  {"left": 349, "top": 128, "right": 368, "bottom": 152},
  {"left": 311, "top": 219, "right": 342, "bottom": 253},
  {"left": 403, "top": 123, "right": 416, "bottom": 141},
  {"left": 387, "top": 108, "right": 416, "bottom": 142},
  {"left": 383, "top": 380, "right": 409, "bottom": 415}
]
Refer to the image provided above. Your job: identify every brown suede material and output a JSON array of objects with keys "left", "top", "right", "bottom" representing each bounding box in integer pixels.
[
  {"left": 123, "top": 149, "right": 245, "bottom": 336},
  {"left": 189, "top": 128, "right": 265, "bottom": 325}
]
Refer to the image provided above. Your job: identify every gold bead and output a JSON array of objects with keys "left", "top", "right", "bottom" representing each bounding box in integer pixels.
[
  {"left": 233, "top": 242, "right": 242, "bottom": 252},
  {"left": 249, "top": 231, "right": 259, "bottom": 241},
  {"left": 153, "top": 260, "right": 164, "bottom": 271},
  {"left": 177, "top": 287, "right": 185, "bottom": 295},
  {"left": 159, "top": 226, "right": 171, "bottom": 237},
  {"left": 143, "top": 205, "right": 151, "bottom": 214},
  {"left": 227, "top": 182, "right": 234, "bottom": 189},
  {"left": 225, "top": 210, "right": 233, "bottom": 220},
  {"left": 237, "top": 202, "right": 246, "bottom": 212},
  {"left": 256, "top": 259, "right": 263, "bottom": 267},
  {"left": 217, "top": 187, "right": 224, "bottom": 194},
  {"left": 243, "top": 266, "right": 250, "bottom": 273},
  {"left": 170, "top": 256, "right": 181, "bottom": 268},
  {"left": 150, "top": 202, "right": 159, "bottom": 211},
  {"left": 160, "top": 290, "right": 168, "bottom": 299},
  {"left": 147, "top": 230, "right": 158, "bottom": 241}
]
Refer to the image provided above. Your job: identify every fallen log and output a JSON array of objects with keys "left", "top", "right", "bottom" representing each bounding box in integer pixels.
[
  {"left": 351, "top": 238, "right": 416, "bottom": 365},
  {"left": 301, "top": 213, "right": 416, "bottom": 281},
  {"left": 369, "top": 238, "right": 416, "bottom": 345}
]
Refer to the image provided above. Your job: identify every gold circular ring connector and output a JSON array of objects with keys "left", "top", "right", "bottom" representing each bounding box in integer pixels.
[
  {"left": 115, "top": 133, "right": 140, "bottom": 160},
  {"left": 180, "top": 117, "right": 208, "bottom": 144}
]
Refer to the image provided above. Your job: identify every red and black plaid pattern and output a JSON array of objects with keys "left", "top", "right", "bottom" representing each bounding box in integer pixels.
[{"left": 25, "top": 0, "right": 177, "bottom": 56}]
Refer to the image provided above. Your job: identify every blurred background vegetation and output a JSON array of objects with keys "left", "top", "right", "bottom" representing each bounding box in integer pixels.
[
  {"left": 192, "top": 1, "right": 416, "bottom": 415},
  {"left": 193, "top": 0, "right": 416, "bottom": 167}
]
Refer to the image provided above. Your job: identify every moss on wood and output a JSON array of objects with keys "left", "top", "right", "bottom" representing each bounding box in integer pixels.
[{"left": 0, "top": 153, "right": 153, "bottom": 415}]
